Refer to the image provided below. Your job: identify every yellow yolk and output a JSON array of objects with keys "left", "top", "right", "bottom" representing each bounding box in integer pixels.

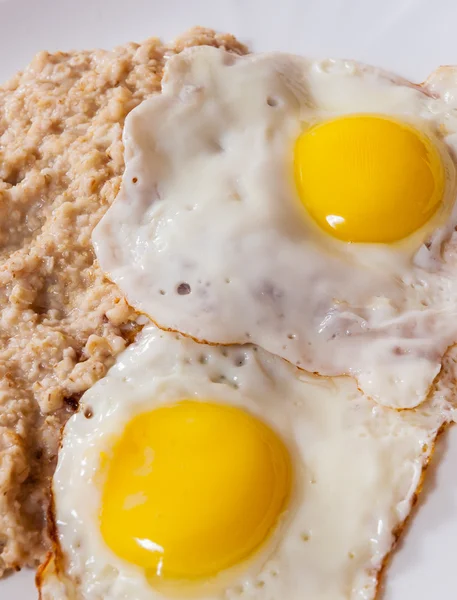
[
  {"left": 100, "top": 401, "right": 292, "bottom": 581},
  {"left": 294, "top": 114, "right": 446, "bottom": 243}
]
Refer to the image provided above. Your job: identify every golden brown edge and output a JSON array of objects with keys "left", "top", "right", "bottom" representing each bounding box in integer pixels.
[
  {"left": 372, "top": 63, "right": 457, "bottom": 593},
  {"left": 37, "top": 385, "right": 452, "bottom": 599},
  {"left": 374, "top": 421, "right": 452, "bottom": 598},
  {"left": 34, "top": 50, "right": 457, "bottom": 598}
]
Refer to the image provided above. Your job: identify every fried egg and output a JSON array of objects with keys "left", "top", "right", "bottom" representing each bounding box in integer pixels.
[
  {"left": 37, "top": 326, "right": 457, "bottom": 600},
  {"left": 93, "top": 47, "right": 457, "bottom": 409}
]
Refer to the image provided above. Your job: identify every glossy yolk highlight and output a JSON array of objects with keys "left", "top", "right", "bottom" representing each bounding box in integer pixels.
[
  {"left": 100, "top": 401, "right": 292, "bottom": 581},
  {"left": 294, "top": 114, "right": 446, "bottom": 243}
]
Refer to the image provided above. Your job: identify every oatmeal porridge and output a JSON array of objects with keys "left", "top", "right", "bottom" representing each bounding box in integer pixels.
[{"left": 0, "top": 27, "right": 246, "bottom": 575}]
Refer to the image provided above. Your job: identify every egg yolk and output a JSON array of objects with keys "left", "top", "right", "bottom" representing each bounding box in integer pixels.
[
  {"left": 100, "top": 400, "right": 292, "bottom": 581},
  {"left": 294, "top": 114, "right": 446, "bottom": 243}
]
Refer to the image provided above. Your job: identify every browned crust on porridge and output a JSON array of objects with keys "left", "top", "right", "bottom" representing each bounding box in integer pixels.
[{"left": 0, "top": 27, "right": 247, "bottom": 577}]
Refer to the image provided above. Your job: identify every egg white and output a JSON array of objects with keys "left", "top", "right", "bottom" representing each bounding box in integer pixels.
[
  {"left": 93, "top": 47, "right": 457, "bottom": 410},
  {"left": 38, "top": 326, "right": 457, "bottom": 600}
]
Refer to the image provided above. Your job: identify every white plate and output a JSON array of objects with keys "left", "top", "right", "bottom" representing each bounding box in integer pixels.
[{"left": 1, "top": 0, "right": 457, "bottom": 598}]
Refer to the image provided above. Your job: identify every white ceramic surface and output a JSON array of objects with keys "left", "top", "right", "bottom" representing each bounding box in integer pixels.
[{"left": 1, "top": 0, "right": 457, "bottom": 598}]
